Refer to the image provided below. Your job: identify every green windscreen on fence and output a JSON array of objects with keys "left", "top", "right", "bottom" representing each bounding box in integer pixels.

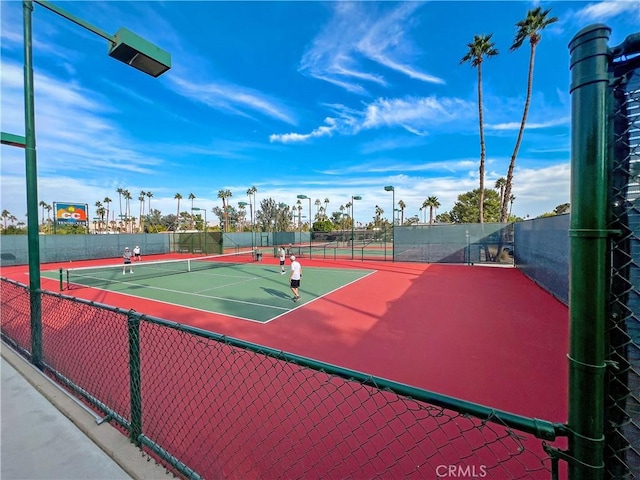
[{"left": 394, "top": 223, "right": 514, "bottom": 264}]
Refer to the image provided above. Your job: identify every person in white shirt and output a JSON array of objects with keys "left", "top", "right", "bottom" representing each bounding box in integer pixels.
[
  {"left": 122, "top": 247, "right": 133, "bottom": 274},
  {"left": 289, "top": 255, "right": 302, "bottom": 302},
  {"left": 133, "top": 245, "right": 141, "bottom": 261},
  {"left": 278, "top": 246, "right": 286, "bottom": 274}
]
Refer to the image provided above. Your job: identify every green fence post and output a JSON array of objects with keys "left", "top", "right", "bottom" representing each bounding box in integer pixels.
[
  {"left": 127, "top": 311, "right": 142, "bottom": 447},
  {"left": 567, "top": 24, "right": 611, "bottom": 479}
]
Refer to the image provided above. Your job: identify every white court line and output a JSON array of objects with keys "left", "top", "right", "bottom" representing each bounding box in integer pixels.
[
  {"left": 114, "top": 278, "right": 291, "bottom": 311},
  {"left": 55, "top": 266, "right": 378, "bottom": 324}
]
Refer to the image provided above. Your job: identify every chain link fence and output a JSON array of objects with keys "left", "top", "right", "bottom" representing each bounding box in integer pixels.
[
  {"left": 1, "top": 278, "right": 566, "bottom": 479},
  {"left": 607, "top": 48, "right": 640, "bottom": 478}
]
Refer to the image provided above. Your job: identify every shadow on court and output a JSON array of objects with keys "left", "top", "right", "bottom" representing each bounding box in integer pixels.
[{"left": 262, "top": 287, "right": 291, "bottom": 300}]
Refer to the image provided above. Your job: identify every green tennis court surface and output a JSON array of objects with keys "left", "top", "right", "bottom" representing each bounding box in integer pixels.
[{"left": 43, "top": 260, "right": 374, "bottom": 323}]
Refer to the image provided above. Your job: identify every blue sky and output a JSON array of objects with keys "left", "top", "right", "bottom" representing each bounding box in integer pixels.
[{"left": 1, "top": 1, "right": 639, "bottom": 226}]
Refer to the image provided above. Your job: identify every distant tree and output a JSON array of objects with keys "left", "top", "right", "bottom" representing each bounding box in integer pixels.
[
  {"left": 397, "top": 200, "right": 406, "bottom": 224},
  {"left": 123, "top": 190, "right": 133, "bottom": 233},
  {"left": 116, "top": 187, "right": 124, "bottom": 221},
  {"left": 138, "top": 191, "right": 146, "bottom": 232},
  {"left": 217, "top": 189, "right": 232, "bottom": 232},
  {"left": 501, "top": 6, "right": 558, "bottom": 222},
  {"left": 174, "top": 193, "right": 183, "bottom": 229},
  {"left": 39, "top": 200, "right": 47, "bottom": 226},
  {"left": 537, "top": 203, "right": 570, "bottom": 218},
  {"left": 145, "top": 192, "right": 153, "bottom": 225},
  {"left": 449, "top": 189, "right": 501, "bottom": 223},
  {"left": 2, "top": 209, "right": 11, "bottom": 230},
  {"left": 374, "top": 205, "right": 384, "bottom": 226},
  {"left": 188, "top": 193, "right": 196, "bottom": 228},
  {"left": 461, "top": 33, "right": 499, "bottom": 224},
  {"left": 422, "top": 196, "right": 441, "bottom": 224},
  {"left": 495, "top": 177, "right": 506, "bottom": 211},
  {"left": 103, "top": 197, "right": 112, "bottom": 227}
]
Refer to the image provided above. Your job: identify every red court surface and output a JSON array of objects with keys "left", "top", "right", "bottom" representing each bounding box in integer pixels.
[{"left": 2, "top": 254, "right": 569, "bottom": 424}]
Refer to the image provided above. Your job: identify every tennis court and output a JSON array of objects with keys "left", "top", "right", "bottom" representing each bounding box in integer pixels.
[{"left": 42, "top": 252, "right": 375, "bottom": 323}]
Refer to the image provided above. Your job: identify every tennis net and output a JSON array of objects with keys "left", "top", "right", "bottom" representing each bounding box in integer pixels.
[{"left": 63, "top": 250, "right": 256, "bottom": 290}]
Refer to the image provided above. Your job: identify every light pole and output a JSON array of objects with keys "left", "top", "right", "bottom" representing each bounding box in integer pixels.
[
  {"left": 20, "top": 0, "right": 171, "bottom": 367},
  {"left": 384, "top": 186, "right": 395, "bottom": 225},
  {"left": 296, "top": 195, "right": 312, "bottom": 259},
  {"left": 384, "top": 186, "right": 394, "bottom": 261},
  {"left": 191, "top": 207, "right": 207, "bottom": 231},
  {"left": 351, "top": 195, "right": 362, "bottom": 259},
  {"left": 191, "top": 207, "right": 207, "bottom": 254}
]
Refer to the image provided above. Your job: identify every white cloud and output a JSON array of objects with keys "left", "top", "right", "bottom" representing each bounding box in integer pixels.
[
  {"left": 575, "top": 1, "right": 640, "bottom": 22},
  {"left": 169, "top": 76, "right": 296, "bottom": 125},
  {"left": 300, "top": 2, "right": 444, "bottom": 94},
  {"left": 270, "top": 95, "right": 476, "bottom": 143}
]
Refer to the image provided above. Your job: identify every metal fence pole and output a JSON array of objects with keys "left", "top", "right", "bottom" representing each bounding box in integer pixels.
[
  {"left": 567, "top": 24, "right": 611, "bottom": 479},
  {"left": 128, "top": 311, "right": 142, "bottom": 447}
]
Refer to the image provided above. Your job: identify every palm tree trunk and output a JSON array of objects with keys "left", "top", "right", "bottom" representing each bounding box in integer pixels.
[
  {"left": 501, "top": 44, "right": 537, "bottom": 222},
  {"left": 478, "top": 62, "right": 486, "bottom": 224}
]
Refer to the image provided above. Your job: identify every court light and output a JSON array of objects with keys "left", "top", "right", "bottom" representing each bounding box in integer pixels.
[
  {"left": 351, "top": 195, "right": 362, "bottom": 259},
  {"left": 108, "top": 27, "right": 171, "bottom": 77},
  {"left": 21, "top": 0, "right": 171, "bottom": 366},
  {"left": 191, "top": 207, "right": 207, "bottom": 231}
]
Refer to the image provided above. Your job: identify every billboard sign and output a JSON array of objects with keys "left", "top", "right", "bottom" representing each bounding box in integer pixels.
[{"left": 54, "top": 202, "right": 88, "bottom": 225}]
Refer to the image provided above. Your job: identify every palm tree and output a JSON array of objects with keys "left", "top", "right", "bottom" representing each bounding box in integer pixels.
[
  {"left": 423, "top": 196, "right": 441, "bottom": 225},
  {"left": 103, "top": 197, "right": 112, "bottom": 229},
  {"left": 374, "top": 205, "right": 384, "bottom": 226},
  {"left": 44, "top": 204, "right": 53, "bottom": 231},
  {"left": 123, "top": 190, "right": 132, "bottom": 232},
  {"left": 116, "top": 187, "right": 124, "bottom": 222},
  {"left": 2, "top": 209, "right": 11, "bottom": 230},
  {"left": 138, "top": 192, "right": 146, "bottom": 232},
  {"left": 39, "top": 200, "right": 47, "bottom": 228},
  {"left": 461, "top": 33, "right": 499, "bottom": 224},
  {"left": 146, "top": 192, "right": 153, "bottom": 212},
  {"left": 508, "top": 195, "right": 516, "bottom": 219},
  {"left": 398, "top": 200, "right": 406, "bottom": 225},
  {"left": 247, "top": 186, "right": 257, "bottom": 229},
  {"left": 96, "top": 206, "right": 106, "bottom": 232},
  {"left": 188, "top": 193, "right": 196, "bottom": 228},
  {"left": 174, "top": 193, "right": 183, "bottom": 230},
  {"left": 324, "top": 198, "right": 330, "bottom": 220},
  {"left": 95, "top": 201, "right": 103, "bottom": 231},
  {"left": 500, "top": 6, "right": 558, "bottom": 222},
  {"left": 217, "top": 189, "right": 232, "bottom": 232},
  {"left": 315, "top": 199, "right": 321, "bottom": 218},
  {"left": 494, "top": 177, "right": 507, "bottom": 212}
]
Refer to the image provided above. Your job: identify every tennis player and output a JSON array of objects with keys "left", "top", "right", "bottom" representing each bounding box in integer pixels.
[
  {"left": 278, "top": 246, "right": 286, "bottom": 274},
  {"left": 122, "top": 247, "right": 133, "bottom": 274},
  {"left": 289, "top": 255, "right": 302, "bottom": 302},
  {"left": 133, "top": 245, "right": 141, "bottom": 261}
]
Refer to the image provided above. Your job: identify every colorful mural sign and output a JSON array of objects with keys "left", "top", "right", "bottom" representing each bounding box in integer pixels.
[{"left": 54, "top": 202, "right": 88, "bottom": 225}]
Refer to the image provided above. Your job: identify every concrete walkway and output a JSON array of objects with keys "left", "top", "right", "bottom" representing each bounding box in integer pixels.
[{"left": 1, "top": 343, "right": 174, "bottom": 479}]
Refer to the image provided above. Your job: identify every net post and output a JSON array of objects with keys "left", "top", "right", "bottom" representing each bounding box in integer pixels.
[
  {"left": 59, "top": 268, "right": 63, "bottom": 292},
  {"left": 567, "top": 23, "right": 611, "bottom": 479}
]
